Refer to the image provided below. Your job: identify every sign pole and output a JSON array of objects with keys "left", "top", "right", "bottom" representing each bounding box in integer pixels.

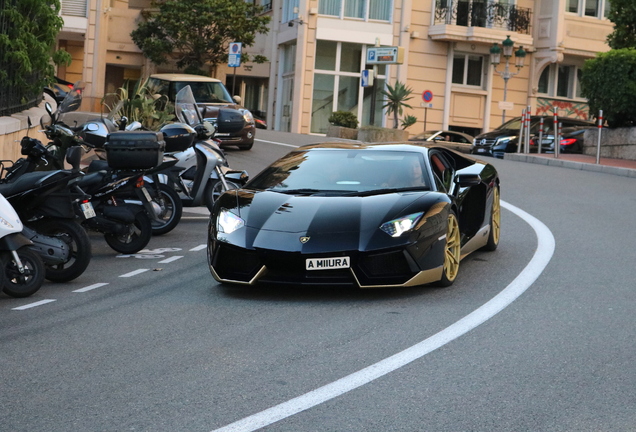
[{"left": 232, "top": 66, "right": 237, "bottom": 96}]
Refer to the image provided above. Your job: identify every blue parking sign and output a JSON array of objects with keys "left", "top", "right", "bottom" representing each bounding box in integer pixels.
[{"left": 228, "top": 42, "right": 242, "bottom": 67}]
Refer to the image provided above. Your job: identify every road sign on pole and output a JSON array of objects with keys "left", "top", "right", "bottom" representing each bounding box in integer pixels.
[
  {"left": 228, "top": 42, "right": 242, "bottom": 68},
  {"left": 366, "top": 46, "right": 404, "bottom": 65},
  {"left": 361, "top": 69, "right": 374, "bottom": 87},
  {"left": 422, "top": 90, "right": 433, "bottom": 103}
]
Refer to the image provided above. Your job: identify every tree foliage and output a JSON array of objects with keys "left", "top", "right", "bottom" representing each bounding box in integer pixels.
[
  {"left": 381, "top": 81, "right": 414, "bottom": 129},
  {"left": 606, "top": 0, "right": 636, "bottom": 49},
  {"left": 0, "top": 0, "right": 71, "bottom": 97},
  {"left": 580, "top": 48, "right": 636, "bottom": 127},
  {"left": 131, "top": 0, "right": 271, "bottom": 74}
]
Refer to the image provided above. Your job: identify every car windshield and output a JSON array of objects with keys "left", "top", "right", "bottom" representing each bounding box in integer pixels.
[
  {"left": 412, "top": 131, "right": 440, "bottom": 140},
  {"left": 172, "top": 81, "right": 233, "bottom": 104},
  {"left": 247, "top": 149, "right": 430, "bottom": 195}
]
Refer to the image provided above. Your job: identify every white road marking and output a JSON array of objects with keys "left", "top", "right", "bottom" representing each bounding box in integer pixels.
[
  {"left": 190, "top": 245, "right": 207, "bottom": 251},
  {"left": 158, "top": 256, "right": 183, "bottom": 263},
  {"left": 210, "top": 200, "right": 555, "bottom": 432},
  {"left": 12, "top": 299, "right": 56, "bottom": 310},
  {"left": 119, "top": 269, "right": 149, "bottom": 278},
  {"left": 73, "top": 283, "right": 109, "bottom": 293},
  {"left": 182, "top": 207, "right": 210, "bottom": 215},
  {"left": 254, "top": 139, "right": 298, "bottom": 148}
]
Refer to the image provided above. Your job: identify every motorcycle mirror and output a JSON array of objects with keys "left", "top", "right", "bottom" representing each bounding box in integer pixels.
[{"left": 45, "top": 102, "right": 53, "bottom": 116}]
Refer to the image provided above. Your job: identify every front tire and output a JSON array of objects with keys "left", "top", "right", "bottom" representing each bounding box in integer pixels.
[
  {"left": 482, "top": 186, "right": 500, "bottom": 251},
  {"left": 204, "top": 179, "right": 240, "bottom": 212},
  {"left": 30, "top": 219, "right": 92, "bottom": 282},
  {"left": 2, "top": 247, "right": 45, "bottom": 298},
  {"left": 149, "top": 183, "right": 183, "bottom": 236},
  {"left": 436, "top": 211, "right": 461, "bottom": 287},
  {"left": 104, "top": 210, "right": 152, "bottom": 254}
]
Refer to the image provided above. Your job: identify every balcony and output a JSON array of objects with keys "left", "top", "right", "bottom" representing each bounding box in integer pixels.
[{"left": 431, "top": 1, "right": 533, "bottom": 45}]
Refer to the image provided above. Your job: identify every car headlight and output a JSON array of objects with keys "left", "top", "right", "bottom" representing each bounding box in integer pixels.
[
  {"left": 240, "top": 109, "right": 255, "bottom": 125},
  {"left": 495, "top": 136, "right": 515, "bottom": 146},
  {"left": 217, "top": 209, "right": 244, "bottom": 234},
  {"left": 380, "top": 212, "right": 423, "bottom": 237}
]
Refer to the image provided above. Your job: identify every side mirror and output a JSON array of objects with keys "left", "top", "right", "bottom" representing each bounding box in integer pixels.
[
  {"left": 455, "top": 173, "right": 481, "bottom": 187},
  {"left": 45, "top": 102, "right": 53, "bottom": 116},
  {"left": 233, "top": 95, "right": 242, "bottom": 104}
]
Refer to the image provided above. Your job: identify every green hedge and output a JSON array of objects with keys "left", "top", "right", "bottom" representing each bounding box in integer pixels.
[{"left": 581, "top": 48, "right": 636, "bottom": 128}]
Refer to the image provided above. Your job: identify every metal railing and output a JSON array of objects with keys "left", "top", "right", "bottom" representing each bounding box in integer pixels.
[
  {"left": 434, "top": 0, "right": 532, "bottom": 35},
  {"left": 0, "top": 0, "right": 44, "bottom": 116}
]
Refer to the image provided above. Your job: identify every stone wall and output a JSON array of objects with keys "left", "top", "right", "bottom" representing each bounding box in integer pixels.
[
  {"left": 583, "top": 128, "right": 636, "bottom": 160},
  {"left": 0, "top": 97, "right": 51, "bottom": 164}
]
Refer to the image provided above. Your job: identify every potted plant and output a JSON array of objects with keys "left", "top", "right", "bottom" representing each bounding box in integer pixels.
[{"left": 326, "top": 111, "right": 359, "bottom": 139}]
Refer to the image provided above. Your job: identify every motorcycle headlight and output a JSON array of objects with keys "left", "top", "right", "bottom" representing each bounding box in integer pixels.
[
  {"left": 240, "top": 109, "right": 255, "bottom": 125},
  {"left": 217, "top": 209, "right": 244, "bottom": 234},
  {"left": 380, "top": 212, "right": 423, "bottom": 237}
]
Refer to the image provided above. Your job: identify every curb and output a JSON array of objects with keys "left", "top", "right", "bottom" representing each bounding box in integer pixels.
[{"left": 504, "top": 153, "right": 636, "bottom": 178}]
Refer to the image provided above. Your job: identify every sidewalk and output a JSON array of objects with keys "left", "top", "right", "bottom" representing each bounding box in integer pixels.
[{"left": 504, "top": 152, "right": 636, "bottom": 178}]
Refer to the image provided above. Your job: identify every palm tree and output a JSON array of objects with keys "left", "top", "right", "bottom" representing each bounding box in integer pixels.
[{"left": 381, "top": 81, "right": 414, "bottom": 129}]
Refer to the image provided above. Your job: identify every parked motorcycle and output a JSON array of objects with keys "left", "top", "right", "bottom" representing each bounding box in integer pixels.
[
  {"left": 0, "top": 141, "right": 92, "bottom": 283},
  {"left": 37, "top": 85, "right": 163, "bottom": 250},
  {"left": 0, "top": 193, "right": 45, "bottom": 298},
  {"left": 152, "top": 85, "right": 249, "bottom": 212},
  {"left": 77, "top": 102, "right": 184, "bottom": 236}
]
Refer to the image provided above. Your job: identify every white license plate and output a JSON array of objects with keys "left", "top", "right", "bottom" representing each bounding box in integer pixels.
[
  {"left": 476, "top": 148, "right": 487, "bottom": 153},
  {"left": 215, "top": 133, "right": 230, "bottom": 137},
  {"left": 141, "top": 186, "right": 152, "bottom": 202},
  {"left": 80, "top": 202, "right": 96, "bottom": 219},
  {"left": 306, "top": 256, "right": 350, "bottom": 270}
]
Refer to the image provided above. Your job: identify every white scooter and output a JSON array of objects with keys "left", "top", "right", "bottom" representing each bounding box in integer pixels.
[
  {"left": 149, "top": 86, "right": 248, "bottom": 212},
  {"left": 0, "top": 194, "right": 45, "bottom": 298}
]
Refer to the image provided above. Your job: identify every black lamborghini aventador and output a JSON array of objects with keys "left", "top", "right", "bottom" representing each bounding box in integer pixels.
[{"left": 207, "top": 142, "right": 500, "bottom": 288}]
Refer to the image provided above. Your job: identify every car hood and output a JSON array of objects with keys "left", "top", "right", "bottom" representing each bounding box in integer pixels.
[
  {"left": 198, "top": 103, "right": 243, "bottom": 118},
  {"left": 217, "top": 189, "right": 445, "bottom": 253}
]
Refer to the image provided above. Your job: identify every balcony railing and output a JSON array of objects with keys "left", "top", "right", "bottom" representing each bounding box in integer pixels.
[{"left": 434, "top": 1, "right": 532, "bottom": 35}]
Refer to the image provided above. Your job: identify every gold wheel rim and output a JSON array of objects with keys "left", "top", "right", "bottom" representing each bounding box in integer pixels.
[
  {"left": 492, "top": 187, "right": 501, "bottom": 245},
  {"left": 444, "top": 213, "right": 460, "bottom": 282}
]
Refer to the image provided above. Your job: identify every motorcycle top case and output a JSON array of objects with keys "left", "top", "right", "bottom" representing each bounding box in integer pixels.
[
  {"left": 160, "top": 123, "right": 196, "bottom": 153},
  {"left": 215, "top": 108, "right": 245, "bottom": 134},
  {"left": 104, "top": 131, "right": 165, "bottom": 169}
]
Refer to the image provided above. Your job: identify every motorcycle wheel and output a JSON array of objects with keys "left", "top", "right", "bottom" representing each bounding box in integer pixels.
[
  {"left": 204, "top": 179, "right": 241, "bottom": 212},
  {"left": 31, "top": 219, "right": 92, "bottom": 283},
  {"left": 150, "top": 183, "right": 183, "bottom": 236},
  {"left": 1, "top": 247, "right": 45, "bottom": 298},
  {"left": 104, "top": 210, "right": 152, "bottom": 254}
]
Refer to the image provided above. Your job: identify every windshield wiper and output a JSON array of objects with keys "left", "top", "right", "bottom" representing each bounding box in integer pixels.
[
  {"left": 272, "top": 188, "right": 351, "bottom": 196},
  {"left": 347, "top": 187, "right": 430, "bottom": 197}
]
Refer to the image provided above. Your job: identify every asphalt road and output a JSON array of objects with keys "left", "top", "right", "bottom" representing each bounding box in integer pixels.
[{"left": 1, "top": 130, "right": 635, "bottom": 431}]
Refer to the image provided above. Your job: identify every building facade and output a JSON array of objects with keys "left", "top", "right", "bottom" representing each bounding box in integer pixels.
[{"left": 55, "top": 0, "right": 613, "bottom": 136}]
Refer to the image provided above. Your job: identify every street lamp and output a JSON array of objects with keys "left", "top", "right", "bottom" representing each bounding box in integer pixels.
[{"left": 490, "top": 35, "right": 526, "bottom": 123}]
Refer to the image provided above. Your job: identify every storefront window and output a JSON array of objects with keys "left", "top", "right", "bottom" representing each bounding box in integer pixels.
[
  {"left": 315, "top": 41, "right": 338, "bottom": 71},
  {"left": 340, "top": 43, "right": 362, "bottom": 73},
  {"left": 311, "top": 74, "right": 336, "bottom": 134}
]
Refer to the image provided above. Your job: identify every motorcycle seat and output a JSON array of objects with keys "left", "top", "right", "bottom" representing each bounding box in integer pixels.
[
  {"left": 78, "top": 171, "right": 108, "bottom": 191},
  {"left": 0, "top": 171, "right": 66, "bottom": 198}
]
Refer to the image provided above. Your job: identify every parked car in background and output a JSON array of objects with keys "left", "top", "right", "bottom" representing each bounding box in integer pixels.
[
  {"left": 471, "top": 115, "right": 594, "bottom": 158},
  {"left": 146, "top": 73, "right": 256, "bottom": 150},
  {"left": 409, "top": 130, "right": 474, "bottom": 153},
  {"left": 43, "top": 77, "right": 74, "bottom": 107},
  {"left": 529, "top": 125, "right": 598, "bottom": 154}
]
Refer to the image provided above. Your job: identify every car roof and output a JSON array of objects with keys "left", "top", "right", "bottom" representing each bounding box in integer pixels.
[{"left": 149, "top": 73, "right": 222, "bottom": 83}]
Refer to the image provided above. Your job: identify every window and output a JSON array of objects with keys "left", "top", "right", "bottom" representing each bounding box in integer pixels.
[
  {"left": 537, "top": 64, "right": 584, "bottom": 99},
  {"left": 311, "top": 40, "right": 387, "bottom": 133},
  {"left": 282, "top": 0, "right": 299, "bottom": 22},
  {"left": 566, "top": 0, "right": 610, "bottom": 18},
  {"left": 452, "top": 54, "right": 484, "bottom": 87},
  {"left": 318, "top": 0, "right": 392, "bottom": 21}
]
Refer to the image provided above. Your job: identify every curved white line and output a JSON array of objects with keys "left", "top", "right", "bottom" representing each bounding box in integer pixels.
[{"left": 211, "top": 200, "right": 555, "bottom": 432}]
